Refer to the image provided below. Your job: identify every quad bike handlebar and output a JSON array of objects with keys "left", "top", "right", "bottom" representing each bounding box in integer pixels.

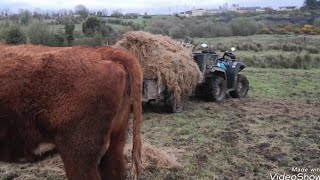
[{"left": 223, "top": 52, "right": 236, "bottom": 60}]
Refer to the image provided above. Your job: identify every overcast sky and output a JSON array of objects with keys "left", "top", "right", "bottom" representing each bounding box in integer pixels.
[{"left": 1, "top": 0, "right": 305, "bottom": 14}]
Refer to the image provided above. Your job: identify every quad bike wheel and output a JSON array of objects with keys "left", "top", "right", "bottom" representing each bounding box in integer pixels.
[
  {"left": 203, "top": 76, "right": 227, "bottom": 102},
  {"left": 229, "top": 74, "right": 249, "bottom": 98}
]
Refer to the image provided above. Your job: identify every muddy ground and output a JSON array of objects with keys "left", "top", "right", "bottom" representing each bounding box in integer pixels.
[{"left": 1, "top": 97, "right": 319, "bottom": 180}]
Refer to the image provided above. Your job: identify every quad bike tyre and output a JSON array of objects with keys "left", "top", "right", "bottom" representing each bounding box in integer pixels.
[
  {"left": 203, "top": 76, "right": 227, "bottom": 102},
  {"left": 229, "top": 74, "right": 249, "bottom": 98}
]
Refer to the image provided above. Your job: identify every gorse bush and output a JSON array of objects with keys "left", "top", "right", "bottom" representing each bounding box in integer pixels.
[
  {"left": 3, "top": 25, "right": 27, "bottom": 44},
  {"left": 240, "top": 53, "right": 320, "bottom": 69},
  {"left": 230, "top": 18, "right": 258, "bottom": 36},
  {"left": 28, "top": 20, "right": 51, "bottom": 45},
  {"left": 82, "top": 17, "right": 102, "bottom": 36},
  {"left": 28, "top": 20, "right": 65, "bottom": 47},
  {"left": 49, "top": 32, "right": 65, "bottom": 47},
  {"left": 65, "top": 23, "right": 75, "bottom": 46},
  {"left": 259, "top": 25, "right": 320, "bottom": 35},
  {"left": 82, "top": 16, "right": 117, "bottom": 42},
  {"left": 146, "top": 18, "right": 233, "bottom": 38},
  {"left": 169, "top": 25, "right": 185, "bottom": 38},
  {"left": 0, "top": 21, "right": 10, "bottom": 42}
]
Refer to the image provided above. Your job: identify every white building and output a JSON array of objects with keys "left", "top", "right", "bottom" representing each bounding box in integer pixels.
[
  {"left": 278, "top": 6, "right": 299, "bottom": 11},
  {"left": 207, "top": 9, "right": 226, "bottom": 14},
  {"left": 191, "top": 8, "right": 207, "bottom": 16}
]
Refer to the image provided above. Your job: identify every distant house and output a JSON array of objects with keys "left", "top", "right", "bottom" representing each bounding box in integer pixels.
[
  {"left": 73, "top": 14, "right": 81, "bottom": 18},
  {"left": 124, "top": 13, "right": 140, "bottom": 19},
  {"left": 177, "top": 8, "right": 207, "bottom": 17},
  {"left": 278, "top": 6, "right": 298, "bottom": 11},
  {"left": 236, "top": 7, "right": 262, "bottom": 13},
  {"left": 191, "top": 8, "right": 207, "bottom": 16},
  {"left": 207, "top": 9, "right": 226, "bottom": 14},
  {"left": 178, "top": 10, "right": 192, "bottom": 17},
  {"left": 176, "top": 5, "right": 266, "bottom": 17},
  {"left": 256, "top": 8, "right": 266, "bottom": 12}
]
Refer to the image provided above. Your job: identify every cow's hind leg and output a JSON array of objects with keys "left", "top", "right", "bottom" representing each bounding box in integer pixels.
[
  {"left": 57, "top": 137, "right": 102, "bottom": 180},
  {"left": 56, "top": 129, "right": 105, "bottom": 180},
  {"left": 99, "top": 103, "right": 130, "bottom": 180},
  {"left": 58, "top": 155, "right": 101, "bottom": 180},
  {"left": 99, "top": 129, "right": 128, "bottom": 180},
  {"left": 56, "top": 106, "right": 114, "bottom": 180}
]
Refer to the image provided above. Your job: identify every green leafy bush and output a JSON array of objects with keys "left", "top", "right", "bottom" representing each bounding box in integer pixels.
[
  {"left": 82, "top": 17, "right": 101, "bottom": 36},
  {"left": 4, "top": 25, "right": 27, "bottom": 44}
]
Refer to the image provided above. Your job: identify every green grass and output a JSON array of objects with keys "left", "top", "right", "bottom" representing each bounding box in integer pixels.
[
  {"left": 244, "top": 68, "right": 320, "bottom": 101},
  {"left": 138, "top": 67, "right": 320, "bottom": 179},
  {"left": 140, "top": 101, "right": 320, "bottom": 179}
]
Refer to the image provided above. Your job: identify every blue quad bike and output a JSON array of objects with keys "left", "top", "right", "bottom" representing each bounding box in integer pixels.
[{"left": 193, "top": 45, "right": 249, "bottom": 102}]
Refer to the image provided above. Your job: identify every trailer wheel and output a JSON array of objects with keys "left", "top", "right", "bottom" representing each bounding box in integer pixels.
[{"left": 165, "top": 92, "right": 185, "bottom": 113}]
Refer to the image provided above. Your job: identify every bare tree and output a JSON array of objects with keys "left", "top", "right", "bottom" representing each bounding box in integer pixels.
[
  {"left": 19, "top": 9, "right": 32, "bottom": 25},
  {"left": 68, "top": 10, "right": 74, "bottom": 16},
  {"left": 102, "top": 9, "right": 108, "bottom": 16},
  {"left": 75, "top": 4, "right": 89, "bottom": 19},
  {"left": 4, "top": 9, "right": 10, "bottom": 19}
]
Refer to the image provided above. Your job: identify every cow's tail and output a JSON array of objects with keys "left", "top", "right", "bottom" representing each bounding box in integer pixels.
[{"left": 98, "top": 47, "right": 142, "bottom": 180}]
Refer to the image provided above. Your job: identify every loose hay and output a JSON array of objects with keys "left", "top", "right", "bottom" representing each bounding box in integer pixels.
[
  {"left": 0, "top": 155, "right": 66, "bottom": 180},
  {"left": 125, "top": 143, "right": 183, "bottom": 171},
  {"left": 114, "top": 31, "right": 202, "bottom": 98},
  {"left": 0, "top": 143, "right": 182, "bottom": 179}
]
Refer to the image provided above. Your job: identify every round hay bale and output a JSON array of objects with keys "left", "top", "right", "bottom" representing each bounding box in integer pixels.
[{"left": 114, "top": 31, "right": 202, "bottom": 98}]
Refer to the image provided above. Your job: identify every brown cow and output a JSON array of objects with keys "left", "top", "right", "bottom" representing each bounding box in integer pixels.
[{"left": 0, "top": 44, "right": 142, "bottom": 180}]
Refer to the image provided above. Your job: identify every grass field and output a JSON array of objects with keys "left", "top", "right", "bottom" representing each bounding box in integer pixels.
[
  {"left": 245, "top": 68, "right": 320, "bottom": 100},
  {"left": 195, "top": 34, "right": 320, "bottom": 48},
  {"left": 194, "top": 35, "right": 320, "bottom": 69},
  {"left": 1, "top": 67, "right": 319, "bottom": 180}
]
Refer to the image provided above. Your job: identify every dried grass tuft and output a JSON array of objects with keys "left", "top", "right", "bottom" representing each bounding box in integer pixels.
[{"left": 124, "top": 143, "right": 183, "bottom": 171}]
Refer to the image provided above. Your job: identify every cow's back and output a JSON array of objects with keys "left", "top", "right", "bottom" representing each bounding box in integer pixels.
[
  {"left": 0, "top": 45, "right": 127, "bottom": 123},
  {"left": 0, "top": 45, "right": 130, "bottom": 161}
]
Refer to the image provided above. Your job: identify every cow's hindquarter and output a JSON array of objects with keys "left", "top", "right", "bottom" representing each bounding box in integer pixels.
[
  {"left": 99, "top": 86, "right": 131, "bottom": 180},
  {"left": 54, "top": 61, "right": 130, "bottom": 180},
  {"left": 96, "top": 47, "right": 143, "bottom": 180},
  {"left": 98, "top": 61, "right": 132, "bottom": 180}
]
